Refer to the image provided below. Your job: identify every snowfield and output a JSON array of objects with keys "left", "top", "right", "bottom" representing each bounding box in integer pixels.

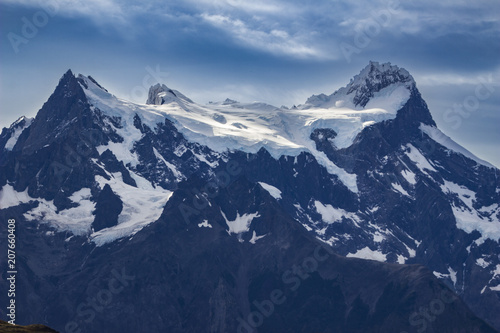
[{"left": 78, "top": 69, "right": 413, "bottom": 194}]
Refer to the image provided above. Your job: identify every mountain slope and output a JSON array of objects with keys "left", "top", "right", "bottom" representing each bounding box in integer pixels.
[
  {"left": 0, "top": 62, "right": 499, "bottom": 332},
  {"left": 0, "top": 174, "right": 496, "bottom": 332},
  {"left": 0, "top": 320, "right": 58, "bottom": 332}
]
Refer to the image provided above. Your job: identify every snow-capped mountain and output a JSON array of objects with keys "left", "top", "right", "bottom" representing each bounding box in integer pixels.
[{"left": 0, "top": 62, "right": 499, "bottom": 332}]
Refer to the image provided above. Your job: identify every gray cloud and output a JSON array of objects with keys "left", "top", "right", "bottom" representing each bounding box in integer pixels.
[{"left": 0, "top": 0, "right": 498, "bottom": 165}]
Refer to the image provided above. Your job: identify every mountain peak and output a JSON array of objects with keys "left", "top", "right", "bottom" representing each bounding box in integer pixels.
[
  {"left": 306, "top": 61, "right": 416, "bottom": 109},
  {"left": 354, "top": 61, "right": 414, "bottom": 84},
  {"left": 16, "top": 69, "right": 91, "bottom": 154},
  {"left": 63, "top": 68, "right": 74, "bottom": 77},
  {"left": 146, "top": 83, "right": 192, "bottom": 105},
  {"left": 346, "top": 61, "right": 415, "bottom": 107}
]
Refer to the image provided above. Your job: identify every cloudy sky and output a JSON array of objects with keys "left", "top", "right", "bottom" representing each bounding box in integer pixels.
[{"left": 1, "top": 0, "right": 499, "bottom": 166}]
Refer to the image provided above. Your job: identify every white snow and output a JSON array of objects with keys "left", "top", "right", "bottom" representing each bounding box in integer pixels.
[
  {"left": 420, "top": 124, "right": 495, "bottom": 168},
  {"left": 480, "top": 203, "right": 499, "bottom": 214},
  {"left": 96, "top": 139, "right": 141, "bottom": 168},
  {"left": 249, "top": 230, "right": 267, "bottom": 244},
  {"left": 0, "top": 184, "right": 33, "bottom": 209},
  {"left": 488, "top": 265, "right": 500, "bottom": 291},
  {"left": 92, "top": 172, "right": 173, "bottom": 246},
  {"left": 258, "top": 182, "right": 282, "bottom": 199},
  {"left": 404, "top": 144, "right": 437, "bottom": 175},
  {"left": 363, "top": 84, "right": 411, "bottom": 112},
  {"left": 440, "top": 180, "right": 500, "bottom": 245},
  {"left": 314, "top": 200, "right": 359, "bottom": 224},
  {"left": 198, "top": 220, "right": 212, "bottom": 228},
  {"left": 78, "top": 72, "right": 399, "bottom": 193},
  {"left": 346, "top": 247, "right": 387, "bottom": 262},
  {"left": 391, "top": 182, "right": 410, "bottom": 197},
  {"left": 153, "top": 147, "right": 184, "bottom": 181},
  {"left": 476, "top": 258, "right": 490, "bottom": 268},
  {"left": 451, "top": 203, "right": 500, "bottom": 245},
  {"left": 317, "top": 235, "right": 340, "bottom": 247},
  {"left": 440, "top": 180, "right": 476, "bottom": 209},
  {"left": 405, "top": 233, "right": 422, "bottom": 248},
  {"left": 403, "top": 242, "right": 417, "bottom": 258},
  {"left": 492, "top": 264, "right": 500, "bottom": 279},
  {"left": 433, "top": 271, "right": 449, "bottom": 279},
  {"left": 372, "top": 232, "right": 385, "bottom": 243},
  {"left": 306, "top": 63, "right": 412, "bottom": 114},
  {"left": 21, "top": 176, "right": 172, "bottom": 245},
  {"left": 4, "top": 117, "right": 32, "bottom": 151},
  {"left": 448, "top": 266, "right": 457, "bottom": 286},
  {"left": 24, "top": 188, "right": 96, "bottom": 236},
  {"left": 396, "top": 255, "right": 407, "bottom": 264},
  {"left": 221, "top": 210, "right": 260, "bottom": 239},
  {"left": 401, "top": 169, "right": 417, "bottom": 185}
]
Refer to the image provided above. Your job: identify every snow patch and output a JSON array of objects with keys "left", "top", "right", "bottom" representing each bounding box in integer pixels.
[
  {"left": 258, "top": 182, "right": 282, "bottom": 199},
  {"left": 441, "top": 180, "right": 500, "bottom": 245},
  {"left": 4, "top": 118, "right": 32, "bottom": 150},
  {"left": 153, "top": 147, "right": 184, "bottom": 181},
  {"left": 401, "top": 169, "right": 417, "bottom": 185},
  {"left": 433, "top": 271, "right": 449, "bottom": 279},
  {"left": 476, "top": 258, "right": 490, "bottom": 268},
  {"left": 373, "top": 232, "right": 385, "bottom": 243},
  {"left": 92, "top": 172, "right": 172, "bottom": 246},
  {"left": 440, "top": 180, "right": 476, "bottom": 209},
  {"left": 396, "top": 255, "right": 407, "bottom": 264},
  {"left": 221, "top": 210, "right": 260, "bottom": 241},
  {"left": 420, "top": 124, "right": 495, "bottom": 168},
  {"left": 347, "top": 247, "right": 387, "bottom": 262},
  {"left": 448, "top": 267, "right": 457, "bottom": 286},
  {"left": 403, "top": 243, "right": 416, "bottom": 258},
  {"left": 0, "top": 184, "right": 34, "bottom": 209},
  {"left": 314, "top": 200, "right": 359, "bottom": 224},
  {"left": 451, "top": 205, "right": 500, "bottom": 245},
  {"left": 405, "top": 144, "right": 437, "bottom": 175},
  {"left": 24, "top": 188, "right": 95, "bottom": 236},
  {"left": 249, "top": 230, "right": 267, "bottom": 244},
  {"left": 198, "top": 220, "right": 212, "bottom": 228},
  {"left": 391, "top": 182, "right": 410, "bottom": 197}
]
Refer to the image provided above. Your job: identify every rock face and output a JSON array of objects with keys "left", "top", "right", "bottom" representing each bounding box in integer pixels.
[
  {"left": 146, "top": 83, "right": 193, "bottom": 105},
  {"left": 92, "top": 184, "right": 122, "bottom": 232},
  {"left": 346, "top": 61, "right": 415, "bottom": 108},
  {"left": 0, "top": 62, "right": 499, "bottom": 332}
]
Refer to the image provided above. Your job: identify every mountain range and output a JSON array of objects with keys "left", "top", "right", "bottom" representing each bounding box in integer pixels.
[{"left": 0, "top": 61, "right": 499, "bottom": 332}]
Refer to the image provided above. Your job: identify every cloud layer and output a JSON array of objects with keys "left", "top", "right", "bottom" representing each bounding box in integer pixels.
[{"left": 0, "top": 0, "right": 499, "bottom": 165}]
